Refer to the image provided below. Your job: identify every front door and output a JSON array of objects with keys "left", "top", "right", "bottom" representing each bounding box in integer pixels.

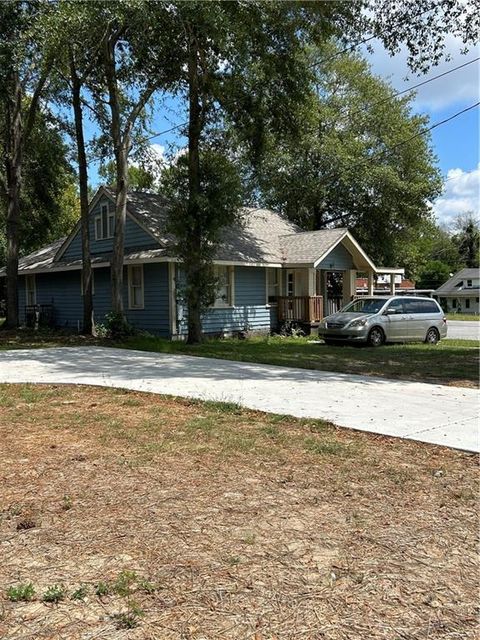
[{"left": 287, "top": 271, "right": 295, "bottom": 297}]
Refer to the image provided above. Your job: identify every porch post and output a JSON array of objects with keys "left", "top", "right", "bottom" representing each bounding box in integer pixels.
[
  {"left": 367, "top": 270, "right": 375, "bottom": 296},
  {"left": 308, "top": 268, "right": 316, "bottom": 296},
  {"left": 390, "top": 273, "right": 396, "bottom": 295},
  {"left": 342, "top": 269, "right": 357, "bottom": 306}
]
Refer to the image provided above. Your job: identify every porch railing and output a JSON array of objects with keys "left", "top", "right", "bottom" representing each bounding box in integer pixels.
[
  {"left": 277, "top": 296, "right": 324, "bottom": 324},
  {"left": 326, "top": 296, "right": 343, "bottom": 316}
]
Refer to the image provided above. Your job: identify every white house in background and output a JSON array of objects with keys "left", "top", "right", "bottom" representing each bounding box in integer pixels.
[{"left": 434, "top": 268, "right": 480, "bottom": 314}]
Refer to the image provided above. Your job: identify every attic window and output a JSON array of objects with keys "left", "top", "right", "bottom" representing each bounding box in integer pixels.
[
  {"left": 467, "top": 279, "right": 472, "bottom": 287},
  {"left": 94, "top": 203, "right": 115, "bottom": 240}
]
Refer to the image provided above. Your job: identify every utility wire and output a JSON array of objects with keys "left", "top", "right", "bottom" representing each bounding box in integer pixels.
[
  {"left": 104, "top": 2, "right": 451, "bottom": 151},
  {"left": 90, "top": 54, "right": 478, "bottom": 162},
  {"left": 320, "top": 101, "right": 480, "bottom": 226},
  {"left": 337, "top": 56, "right": 479, "bottom": 122}
]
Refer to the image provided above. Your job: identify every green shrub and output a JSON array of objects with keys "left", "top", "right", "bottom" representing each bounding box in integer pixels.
[
  {"left": 6, "top": 583, "right": 35, "bottom": 602},
  {"left": 104, "top": 312, "right": 137, "bottom": 339},
  {"left": 42, "top": 584, "right": 66, "bottom": 603}
]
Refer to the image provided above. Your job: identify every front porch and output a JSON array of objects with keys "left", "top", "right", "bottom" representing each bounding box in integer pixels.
[{"left": 275, "top": 267, "right": 403, "bottom": 326}]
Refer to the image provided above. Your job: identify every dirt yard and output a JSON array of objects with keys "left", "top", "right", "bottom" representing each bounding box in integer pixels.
[{"left": 0, "top": 384, "right": 478, "bottom": 639}]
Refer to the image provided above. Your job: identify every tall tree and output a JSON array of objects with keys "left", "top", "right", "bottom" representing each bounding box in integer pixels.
[
  {"left": 164, "top": 1, "right": 360, "bottom": 343},
  {"left": 0, "top": 0, "right": 54, "bottom": 328},
  {"left": 88, "top": 0, "right": 179, "bottom": 317},
  {"left": 252, "top": 47, "right": 442, "bottom": 268},
  {"left": 453, "top": 214, "right": 480, "bottom": 268},
  {"left": 0, "top": 110, "right": 78, "bottom": 264},
  {"left": 47, "top": 0, "right": 111, "bottom": 335}
]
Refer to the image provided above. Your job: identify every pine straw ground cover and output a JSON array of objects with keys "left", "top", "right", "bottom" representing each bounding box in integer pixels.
[{"left": 0, "top": 385, "right": 478, "bottom": 640}]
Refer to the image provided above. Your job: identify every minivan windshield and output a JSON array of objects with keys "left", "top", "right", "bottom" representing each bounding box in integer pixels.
[{"left": 341, "top": 297, "right": 389, "bottom": 314}]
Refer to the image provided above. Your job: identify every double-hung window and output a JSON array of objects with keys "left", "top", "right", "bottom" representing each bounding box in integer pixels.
[
  {"left": 128, "top": 265, "right": 144, "bottom": 309},
  {"left": 25, "top": 274, "right": 36, "bottom": 306},
  {"left": 213, "top": 265, "right": 233, "bottom": 307},
  {"left": 266, "top": 268, "right": 280, "bottom": 304},
  {"left": 94, "top": 203, "right": 115, "bottom": 240}
]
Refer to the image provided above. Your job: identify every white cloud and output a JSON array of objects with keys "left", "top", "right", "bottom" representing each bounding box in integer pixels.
[
  {"left": 364, "top": 35, "right": 480, "bottom": 112},
  {"left": 432, "top": 164, "right": 480, "bottom": 226},
  {"left": 149, "top": 143, "right": 166, "bottom": 164}
]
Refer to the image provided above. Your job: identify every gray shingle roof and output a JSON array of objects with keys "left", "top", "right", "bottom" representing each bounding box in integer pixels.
[
  {"left": 215, "top": 207, "right": 300, "bottom": 263},
  {"left": 7, "top": 189, "right": 373, "bottom": 274},
  {"left": 435, "top": 268, "right": 480, "bottom": 294},
  {"left": 111, "top": 189, "right": 301, "bottom": 263},
  {"left": 0, "top": 237, "right": 66, "bottom": 275},
  {"left": 280, "top": 228, "right": 347, "bottom": 264}
]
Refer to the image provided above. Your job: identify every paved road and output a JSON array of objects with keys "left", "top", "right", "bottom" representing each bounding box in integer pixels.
[
  {"left": 0, "top": 346, "right": 478, "bottom": 452},
  {"left": 447, "top": 320, "right": 480, "bottom": 341}
]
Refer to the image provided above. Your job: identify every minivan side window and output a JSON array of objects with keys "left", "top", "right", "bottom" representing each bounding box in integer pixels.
[
  {"left": 404, "top": 299, "right": 421, "bottom": 314},
  {"left": 406, "top": 299, "right": 439, "bottom": 314},
  {"left": 386, "top": 299, "right": 404, "bottom": 314}
]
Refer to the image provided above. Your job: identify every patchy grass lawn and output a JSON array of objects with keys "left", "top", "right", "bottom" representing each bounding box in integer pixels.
[
  {"left": 0, "top": 384, "right": 478, "bottom": 640},
  {"left": 120, "top": 335, "right": 480, "bottom": 387},
  {"left": 446, "top": 313, "right": 480, "bottom": 321}
]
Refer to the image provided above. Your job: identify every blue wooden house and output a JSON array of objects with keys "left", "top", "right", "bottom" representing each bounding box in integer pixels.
[{"left": 6, "top": 187, "right": 401, "bottom": 337}]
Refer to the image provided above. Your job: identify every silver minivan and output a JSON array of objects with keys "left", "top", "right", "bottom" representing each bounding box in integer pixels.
[{"left": 318, "top": 296, "right": 447, "bottom": 346}]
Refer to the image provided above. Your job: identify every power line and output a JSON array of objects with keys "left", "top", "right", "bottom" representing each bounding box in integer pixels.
[
  {"left": 339, "top": 56, "right": 479, "bottom": 122},
  {"left": 320, "top": 100, "right": 480, "bottom": 226},
  {"left": 115, "top": 2, "right": 451, "bottom": 151}
]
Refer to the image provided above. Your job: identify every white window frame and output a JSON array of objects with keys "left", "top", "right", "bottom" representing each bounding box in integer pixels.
[
  {"left": 213, "top": 265, "right": 234, "bottom": 308},
  {"left": 80, "top": 270, "right": 95, "bottom": 295},
  {"left": 94, "top": 203, "right": 114, "bottom": 240},
  {"left": 25, "top": 274, "right": 36, "bottom": 306},
  {"left": 107, "top": 210, "right": 115, "bottom": 239},
  {"left": 128, "top": 264, "right": 144, "bottom": 310},
  {"left": 266, "top": 268, "right": 280, "bottom": 305},
  {"left": 94, "top": 214, "right": 102, "bottom": 240}
]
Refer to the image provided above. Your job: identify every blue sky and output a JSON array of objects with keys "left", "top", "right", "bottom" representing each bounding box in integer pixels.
[
  {"left": 365, "top": 35, "right": 479, "bottom": 227},
  {"left": 87, "top": 35, "right": 479, "bottom": 229}
]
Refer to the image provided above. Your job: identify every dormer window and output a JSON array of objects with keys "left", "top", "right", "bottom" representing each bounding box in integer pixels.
[
  {"left": 467, "top": 279, "right": 472, "bottom": 287},
  {"left": 94, "top": 203, "right": 115, "bottom": 240}
]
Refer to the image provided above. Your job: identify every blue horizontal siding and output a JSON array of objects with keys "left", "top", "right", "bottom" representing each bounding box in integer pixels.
[
  {"left": 62, "top": 196, "right": 160, "bottom": 260},
  {"left": 317, "top": 242, "right": 354, "bottom": 270},
  {"left": 123, "top": 263, "right": 170, "bottom": 336},
  {"left": 19, "top": 263, "right": 170, "bottom": 337},
  {"left": 18, "top": 279, "right": 26, "bottom": 324},
  {"left": 176, "top": 265, "right": 273, "bottom": 336}
]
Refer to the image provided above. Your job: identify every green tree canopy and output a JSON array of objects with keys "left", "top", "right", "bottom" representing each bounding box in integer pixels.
[
  {"left": 250, "top": 46, "right": 442, "bottom": 269},
  {"left": 452, "top": 214, "right": 480, "bottom": 268},
  {"left": 0, "top": 108, "right": 78, "bottom": 265},
  {"left": 416, "top": 260, "right": 453, "bottom": 290}
]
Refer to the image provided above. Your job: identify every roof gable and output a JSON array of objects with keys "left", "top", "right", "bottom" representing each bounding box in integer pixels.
[
  {"left": 279, "top": 228, "right": 376, "bottom": 271},
  {"left": 435, "top": 268, "right": 480, "bottom": 294},
  {"left": 55, "top": 187, "right": 163, "bottom": 262}
]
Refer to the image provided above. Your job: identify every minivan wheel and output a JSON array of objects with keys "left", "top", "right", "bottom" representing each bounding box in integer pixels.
[
  {"left": 425, "top": 327, "right": 440, "bottom": 344},
  {"left": 368, "top": 327, "right": 385, "bottom": 347}
]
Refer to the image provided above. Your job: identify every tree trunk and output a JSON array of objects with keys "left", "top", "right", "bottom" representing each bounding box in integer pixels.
[
  {"left": 70, "top": 51, "right": 93, "bottom": 334},
  {"left": 104, "top": 32, "right": 127, "bottom": 316},
  {"left": 186, "top": 32, "right": 203, "bottom": 344},
  {"left": 4, "top": 72, "right": 22, "bottom": 329},
  {"left": 111, "top": 142, "right": 129, "bottom": 315}
]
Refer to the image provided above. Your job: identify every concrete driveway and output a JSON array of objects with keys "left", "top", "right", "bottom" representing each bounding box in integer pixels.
[
  {"left": 447, "top": 320, "right": 480, "bottom": 340},
  {"left": 0, "top": 346, "right": 478, "bottom": 452}
]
